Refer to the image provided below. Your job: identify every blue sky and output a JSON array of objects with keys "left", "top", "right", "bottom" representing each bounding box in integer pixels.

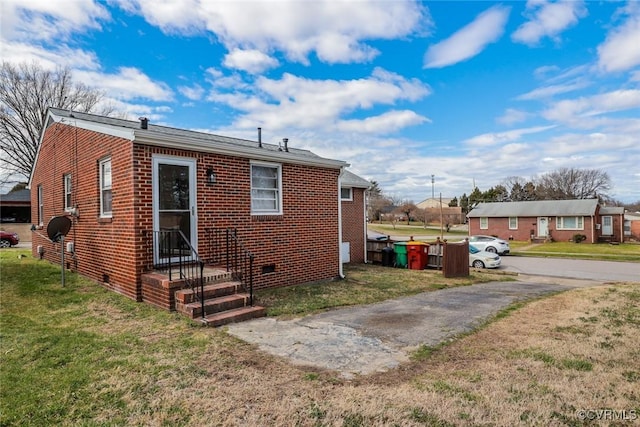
[{"left": 2, "top": 0, "right": 639, "bottom": 203}]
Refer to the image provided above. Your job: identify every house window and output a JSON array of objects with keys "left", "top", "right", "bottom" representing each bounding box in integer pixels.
[
  {"left": 99, "top": 158, "right": 112, "bottom": 217},
  {"left": 64, "top": 174, "right": 72, "bottom": 211},
  {"left": 480, "top": 217, "right": 488, "bottom": 229},
  {"left": 251, "top": 162, "right": 282, "bottom": 214},
  {"left": 509, "top": 217, "right": 518, "bottom": 230},
  {"left": 556, "top": 216, "right": 583, "bottom": 230},
  {"left": 341, "top": 187, "right": 353, "bottom": 201},
  {"left": 37, "top": 185, "right": 43, "bottom": 226}
]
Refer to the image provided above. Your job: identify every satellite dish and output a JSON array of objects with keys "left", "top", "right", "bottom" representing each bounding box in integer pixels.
[{"left": 47, "top": 216, "right": 72, "bottom": 242}]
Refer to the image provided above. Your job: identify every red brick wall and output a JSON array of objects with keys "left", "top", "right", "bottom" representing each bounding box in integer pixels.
[
  {"left": 191, "top": 151, "right": 342, "bottom": 289},
  {"left": 630, "top": 219, "right": 640, "bottom": 241},
  {"left": 32, "top": 123, "right": 343, "bottom": 299},
  {"left": 341, "top": 188, "right": 366, "bottom": 263},
  {"left": 31, "top": 123, "right": 140, "bottom": 300}
]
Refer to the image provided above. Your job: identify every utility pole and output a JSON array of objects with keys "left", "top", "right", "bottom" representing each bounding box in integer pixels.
[{"left": 431, "top": 174, "right": 435, "bottom": 199}]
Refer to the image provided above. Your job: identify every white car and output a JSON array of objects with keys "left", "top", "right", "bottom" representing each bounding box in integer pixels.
[
  {"left": 469, "top": 235, "right": 510, "bottom": 255},
  {"left": 469, "top": 244, "right": 501, "bottom": 269}
]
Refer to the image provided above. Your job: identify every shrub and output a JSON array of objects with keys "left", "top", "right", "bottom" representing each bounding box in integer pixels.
[{"left": 572, "top": 234, "right": 587, "bottom": 243}]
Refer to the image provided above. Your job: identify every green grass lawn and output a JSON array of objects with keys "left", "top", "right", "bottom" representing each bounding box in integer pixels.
[
  {"left": 367, "top": 223, "right": 468, "bottom": 238},
  {"left": 511, "top": 241, "right": 640, "bottom": 261}
]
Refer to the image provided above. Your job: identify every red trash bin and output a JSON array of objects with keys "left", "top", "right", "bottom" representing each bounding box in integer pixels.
[{"left": 407, "top": 241, "right": 429, "bottom": 270}]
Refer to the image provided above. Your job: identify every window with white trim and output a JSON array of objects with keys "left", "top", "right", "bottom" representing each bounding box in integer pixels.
[
  {"left": 509, "top": 216, "right": 518, "bottom": 230},
  {"left": 37, "top": 185, "right": 43, "bottom": 226},
  {"left": 480, "top": 217, "right": 488, "bottom": 229},
  {"left": 251, "top": 162, "right": 282, "bottom": 214},
  {"left": 64, "top": 173, "right": 72, "bottom": 211},
  {"left": 99, "top": 158, "right": 112, "bottom": 217},
  {"left": 556, "top": 216, "right": 583, "bottom": 230},
  {"left": 341, "top": 187, "right": 352, "bottom": 201}
]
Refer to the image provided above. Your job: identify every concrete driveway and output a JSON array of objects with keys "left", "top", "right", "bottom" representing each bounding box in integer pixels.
[{"left": 226, "top": 276, "right": 601, "bottom": 378}]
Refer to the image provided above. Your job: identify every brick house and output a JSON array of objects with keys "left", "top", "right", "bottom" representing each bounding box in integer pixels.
[
  {"left": 29, "top": 108, "right": 367, "bottom": 319},
  {"left": 340, "top": 170, "right": 370, "bottom": 263},
  {"left": 467, "top": 199, "right": 624, "bottom": 243}
]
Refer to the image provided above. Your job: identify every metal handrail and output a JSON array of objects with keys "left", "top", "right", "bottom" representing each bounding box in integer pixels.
[
  {"left": 153, "top": 229, "right": 205, "bottom": 318},
  {"left": 205, "top": 227, "right": 254, "bottom": 306}
]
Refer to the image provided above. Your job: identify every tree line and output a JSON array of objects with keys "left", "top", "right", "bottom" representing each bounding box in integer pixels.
[
  {"left": 449, "top": 168, "right": 618, "bottom": 215},
  {"left": 367, "top": 168, "right": 639, "bottom": 226}
]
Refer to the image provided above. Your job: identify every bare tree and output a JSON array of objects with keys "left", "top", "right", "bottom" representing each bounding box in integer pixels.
[
  {"left": 397, "top": 200, "right": 417, "bottom": 225},
  {"left": 534, "top": 168, "right": 611, "bottom": 201},
  {"left": 0, "top": 61, "right": 114, "bottom": 184}
]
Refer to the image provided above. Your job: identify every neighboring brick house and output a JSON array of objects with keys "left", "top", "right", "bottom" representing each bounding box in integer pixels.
[
  {"left": 29, "top": 108, "right": 367, "bottom": 309},
  {"left": 340, "top": 170, "right": 370, "bottom": 263},
  {"left": 624, "top": 212, "right": 640, "bottom": 241},
  {"left": 467, "top": 199, "right": 624, "bottom": 243}
]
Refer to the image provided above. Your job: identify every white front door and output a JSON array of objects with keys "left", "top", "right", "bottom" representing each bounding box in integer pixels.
[
  {"left": 602, "top": 216, "right": 613, "bottom": 236},
  {"left": 152, "top": 156, "right": 197, "bottom": 264},
  {"left": 538, "top": 217, "right": 548, "bottom": 238}
]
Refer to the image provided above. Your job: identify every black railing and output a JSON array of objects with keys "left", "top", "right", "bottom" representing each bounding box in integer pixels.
[
  {"left": 206, "top": 228, "right": 254, "bottom": 306},
  {"left": 152, "top": 229, "right": 205, "bottom": 317}
]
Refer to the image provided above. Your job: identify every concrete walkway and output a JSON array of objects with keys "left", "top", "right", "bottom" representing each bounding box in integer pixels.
[{"left": 226, "top": 277, "right": 599, "bottom": 378}]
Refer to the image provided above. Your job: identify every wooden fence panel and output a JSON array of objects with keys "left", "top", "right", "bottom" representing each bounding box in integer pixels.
[{"left": 442, "top": 240, "right": 469, "bottom": 278}]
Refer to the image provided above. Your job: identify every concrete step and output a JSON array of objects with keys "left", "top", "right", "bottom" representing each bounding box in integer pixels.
[
  {"left": 178, "top": 293, "right": 252, "bottom": 318},
  {"left": 175, "top": 281, "right": 242, "bottom": 305},
  {"left": 201, "top": 306, "right": 267, "bottom": 327}
]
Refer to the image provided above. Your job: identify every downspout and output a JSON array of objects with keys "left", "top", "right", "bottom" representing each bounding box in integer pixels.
[
  {"left": 338, "top": 168, "right": 345, "bottom": 279},
  {"left": 363, "top": 185, "right": 368, "bottom": 263}
]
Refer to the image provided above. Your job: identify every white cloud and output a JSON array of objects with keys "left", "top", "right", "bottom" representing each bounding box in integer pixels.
[
  {"left": 117, "top": 0, "right": 204, "bottom": 35},
  {"left": 223, "top": 49, "right": 279, "bottom": 74},
  {"left": 512, "top": 0, "right": 587, "bottom": 46},
  {"left": 542, "top": 89, "right": 640, "bottom": 123},
  {"left": 597, "top": 6, "right": 640, "bottom": 73},
  {"left": 128, "top": 0, "right": 432, "bottom": 65},
  {"left": 178, "top": 84, "right": 205, "bottom": 101},
  {"left": 0, "top": 0, "right": 109, "bottom": 42},
  {"left": 543, "top": 132, "right": 639, "bottom": 156},
  {"left": 423, "top": 5, "right": 511, "bottom": 68},
  {"left": 464, "top": 126, "right": 556, "bottom": 147},
  {"left": 516, "top": 79, "right": 590, "bottom": 100},
  {"left": 496, "top": 108, "right": 532, "bottom": 125},
  {"left": 74, "top": 67, "right": 174, "bottom": 101},
  {"left": 206, "top": 68, "right": 431, "bottom": 133},
  {"left": 0, "top": 42, "right": 100, "bottom": 71},
  {"left": 337, "top": 110, "right": 429, "bottom": 134}
]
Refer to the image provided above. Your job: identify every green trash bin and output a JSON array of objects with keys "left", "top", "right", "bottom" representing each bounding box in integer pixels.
[{"left": 393, "top": 242, "right": 408, "bottom": 268}]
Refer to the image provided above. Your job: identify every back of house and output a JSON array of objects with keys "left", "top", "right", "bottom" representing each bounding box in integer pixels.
[{"left": 29, "top": 108, "right": 367, "bottom": 307}]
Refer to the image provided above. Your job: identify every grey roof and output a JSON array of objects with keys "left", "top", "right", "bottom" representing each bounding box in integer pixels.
[
  {"left": 0, "top": 189, "right": 30, "bottom": 203},
  {"left": 46, "top": 108, "right": 346, "bottom": 167},
  {"left": 600, "top": 206, "right": 624, "bottom": 215},
  {"left": 467, "top": 199, "right": 599, "bottom": 217},
  {"left": 341, "top": 170, "right": 370, "bottom": 188}
]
